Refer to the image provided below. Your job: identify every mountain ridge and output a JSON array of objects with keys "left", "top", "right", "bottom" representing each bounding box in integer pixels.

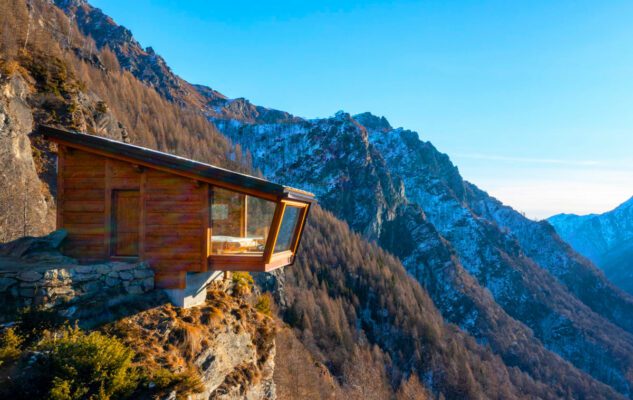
[
  {"left": 214, "top": 110, "right": 633, "bottom": 397},
  {"left": 549, "top": 195, "right": 633, "bottom": 295}
]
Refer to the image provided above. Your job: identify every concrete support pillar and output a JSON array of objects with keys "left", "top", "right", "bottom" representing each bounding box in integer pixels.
[{"left": 164, "top": 270, "right": 223, "bottom": 308}]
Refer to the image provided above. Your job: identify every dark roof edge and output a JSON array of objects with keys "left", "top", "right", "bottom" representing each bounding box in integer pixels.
[{"left": 39, "top": 125, "right": 315, "bottom": 202}]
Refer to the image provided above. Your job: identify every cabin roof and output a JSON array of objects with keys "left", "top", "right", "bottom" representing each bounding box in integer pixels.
[{"left": 40, "top": 125, "right": 315, "bottom": 202}]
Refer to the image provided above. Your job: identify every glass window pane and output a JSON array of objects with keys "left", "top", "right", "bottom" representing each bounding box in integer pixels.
[
  {"left": 274, "top": 206, "right": 302, "bottom": 253},
  {"left": 210, "top": 187, "right": 275, "bottom": 255}
]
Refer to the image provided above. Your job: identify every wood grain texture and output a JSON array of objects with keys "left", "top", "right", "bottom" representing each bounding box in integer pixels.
[
  {"left": 56, "top": 146, "right": 65, "bottom": 229},
  {"left": 60, "top": 150, "right": 106, "bottom": 260},
  {"left": 145, "top": 167, "right": 204, "bottom": 276},
  {"left": 201, "top": 183, "right": 210, "bottom": 272},
  {"left": 104, "top": 158, "right": 112, "bottom": 258},
  {"left": 112, "top": 190, "right": 140, "bottom": 256},
  {"left": 139, "top": 170, "right": 147, "bottom": 260},
  {"left": 154, "top": 272, "right": 186, "bottom": 289}
]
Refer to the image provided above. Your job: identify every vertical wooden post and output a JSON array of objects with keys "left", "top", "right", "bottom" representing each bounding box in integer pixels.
[
  {"left": 104, "top": 158, "right": 112, "bottom": 259},
  {"left": 56, "top": 146, "right": 65, "bottom": 230},
  {"left": 201, "top": 183, "right": 210, "bottom": 272},
  {"left": 139, "top": 169, "right": 147, "bottom": 261},
  {"left": 240, "top": 195, "right": 248, "bottom": 237},
  {"left": 263, "top": 202, "right": 285, "bottom": 264}
]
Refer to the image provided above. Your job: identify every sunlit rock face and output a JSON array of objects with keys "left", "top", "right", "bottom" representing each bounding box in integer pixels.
[{"left": 0, "top": 75, "right": 53, "bottom": 242}]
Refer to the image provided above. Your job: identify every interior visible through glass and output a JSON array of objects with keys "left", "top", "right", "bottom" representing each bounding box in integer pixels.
[
  {"left": 210, "top": 187, "right": 276, "bottom": 255},
  {"left": 274, "top": 205, "right": 302, "bottom": 253}
]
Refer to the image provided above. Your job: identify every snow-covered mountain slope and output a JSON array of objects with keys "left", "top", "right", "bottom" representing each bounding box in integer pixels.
[
  {"left": 549, "top": 196, "right": 633, "bottom": 294},
  {"left": 211, "top": 109, "right": 633, "bottom": 397}
]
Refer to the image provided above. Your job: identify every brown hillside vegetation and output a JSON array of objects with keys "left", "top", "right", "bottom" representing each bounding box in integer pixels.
[
  {"left": 274, "top": 326, "right": 347, "bottom": 399},
  {"left": 0, "top": 0, "right": 251, "bottom": 186},
  {"left": 283, "top": 206, "right": 566, "bottom": 399}
]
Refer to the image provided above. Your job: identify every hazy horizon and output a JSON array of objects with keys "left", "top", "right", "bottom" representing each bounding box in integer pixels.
[{"left": 90, "top": 0, "right": 633, "bottom": 219}]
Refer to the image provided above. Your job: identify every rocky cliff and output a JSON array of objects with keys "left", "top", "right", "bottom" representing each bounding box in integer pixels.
[
  {"left": 109, "top": 287, "right": 276, "bottom": 399},
  {"left": 0, "top": 74, "right": 54, "bottom": 242},
  {"left": 0, "top": 59, "right": 128, "bottom": 244}
]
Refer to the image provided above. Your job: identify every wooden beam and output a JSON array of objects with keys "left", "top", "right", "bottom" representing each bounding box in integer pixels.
[
  {"left": 139, "top": 170, "right": 147, "bottom": 261},
  {"left": 281, "top": 199, "right": 310, "bottom": 208},
  {"left": 265, "top": 250, "right": 295, "bottom": 271},
  {"left": 263, "top": 203, "right": 286, "bottom": 263},
  {"left": 56, "top": 146, "right": 65, "bottom": 230},
  {"left": 104, "top": 158, "right": 112, "bottom": 258},
  {"left": 200, "top": 183, "right": 210, "bottom": 272},
  {"left": 240, "top": 195, "right": 247, "bottom": 237},
  {"left": 291, "top": 204, "right": 311, "bottom": 254},
  {"left": 207, "top": 250, "right": 294, "bottom": 272}
]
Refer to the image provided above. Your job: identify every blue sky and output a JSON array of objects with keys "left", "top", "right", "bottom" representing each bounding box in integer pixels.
[{"left": 91, "top": 0, "right": 633, "bottom": 219}]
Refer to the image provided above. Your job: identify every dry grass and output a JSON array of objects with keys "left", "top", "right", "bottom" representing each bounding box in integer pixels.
[{"left": 104, "top": 284, "right": 275, "bottom": 398}]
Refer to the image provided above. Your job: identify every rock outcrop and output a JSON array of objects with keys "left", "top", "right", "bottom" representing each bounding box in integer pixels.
[
  {"left": 0, "top": 74, "right": 55, "bottom": 242},
  {"left": 111, "top": 288, "right": 276, "bottom": 399},
  {"left": 0, "top": 228, "right": 73, "bottom": 263}
]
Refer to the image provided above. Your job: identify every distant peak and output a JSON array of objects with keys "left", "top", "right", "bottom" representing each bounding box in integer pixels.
[
  {"left": 334, "top": 110, "right": 351, "bottom": 119},
  {"left": 54, "top": 0, "right": 88, "bottom": 8},
  {"left": 353, "top": 112, "right": 392, "bottom": 132}
]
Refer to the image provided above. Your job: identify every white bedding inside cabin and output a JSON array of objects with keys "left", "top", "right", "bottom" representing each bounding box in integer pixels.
[{"left": 211, "top": 236, "right": 263, "bottom": 246}]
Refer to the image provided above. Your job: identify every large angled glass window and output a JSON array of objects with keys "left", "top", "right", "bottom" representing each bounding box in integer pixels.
[
  {"left": 210, "top": 187, "right": 276, "bottom": 255},
  {"left": 274, "top": 205, "right": 302, "bottom": 253}
]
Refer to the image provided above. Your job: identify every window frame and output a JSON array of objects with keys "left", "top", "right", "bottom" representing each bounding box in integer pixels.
[{"left": 207, "top": 186, "right": 311, "bottom": 272}]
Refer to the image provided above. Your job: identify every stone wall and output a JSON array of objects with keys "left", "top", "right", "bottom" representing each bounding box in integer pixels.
[{"left": 0, "top": 261, "right": 154, "bottom": 311}]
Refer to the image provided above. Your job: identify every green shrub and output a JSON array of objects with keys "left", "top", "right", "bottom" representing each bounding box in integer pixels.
[
  {"left": 232, "top": 272, "right": 254, "bottom": 296},
  {"left": 255, "top": 293, "right": 273, "bottom": 316},
  {"left": 34, "top": 325, "right": 139, "bottom": 399},
  {"left": 146, "top": 367, "right": 204, "bottom": 395},
  {"left": 0, "top": 327, "right": 24, "bottom": 366}
]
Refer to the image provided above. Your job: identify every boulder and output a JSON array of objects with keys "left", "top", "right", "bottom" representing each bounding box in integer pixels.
[
  {"left": 18, "top": 270, "right": 42, "bottom": 282},
  {"left": 0, "top": 229, "right": 76, "bottom": 264}
]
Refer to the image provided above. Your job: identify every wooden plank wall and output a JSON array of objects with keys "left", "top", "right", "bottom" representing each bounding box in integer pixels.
[
  {"left": 61, "top": 148, "right": 107, "bottom": 260},
  {"left": 107, "top": 159, "right": 142, "bottom": 256},
  {"left": 144, "top": 169, "right": 206, "bottom": 289},
  {"left": 60, "top": 148, "right": 208, "bottom": 289}
]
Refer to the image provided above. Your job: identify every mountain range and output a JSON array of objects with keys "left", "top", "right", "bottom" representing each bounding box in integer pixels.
[
  {"left": 1, "top": 0, "right": 632, "bottom": 398},
  {"left": 549, "top": 196, "right": 633, "bottom": 295}
]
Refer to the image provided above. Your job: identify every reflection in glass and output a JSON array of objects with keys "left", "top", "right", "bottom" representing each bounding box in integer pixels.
[
  {"left": 210, "top": 187, "right": 275, "bottom": 255},
  {"left": 274, "top": 206, "right": 301, "bottom": 253}
]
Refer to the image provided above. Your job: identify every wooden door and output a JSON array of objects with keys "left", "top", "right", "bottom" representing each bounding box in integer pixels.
[{"left": 112, "top": 190, "right": 140, "bottom": 256}]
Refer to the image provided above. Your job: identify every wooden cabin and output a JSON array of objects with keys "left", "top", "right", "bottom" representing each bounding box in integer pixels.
[{"left": 41, "top": 126, "right": 314, "bottom": 298}]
